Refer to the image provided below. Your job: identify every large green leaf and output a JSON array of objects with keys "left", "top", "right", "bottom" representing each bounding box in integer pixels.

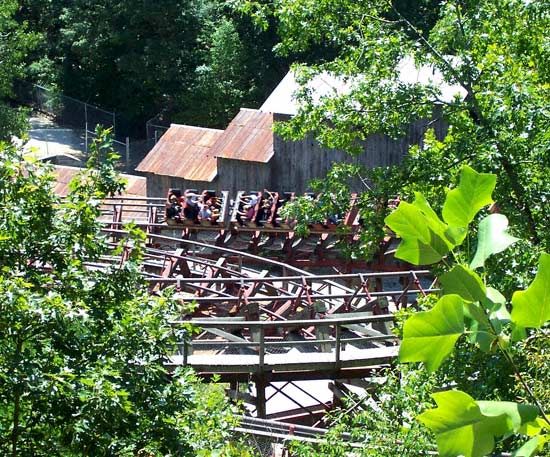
[
  {"left": 477, "top": 401, "right": 538, "bottom": 431},
  {"left": 440, "top": 265, "right": 486, "bottom": 303},
  {"left": 470, "top": 214, "right": 519, "bottom": 270},
  {"left": 463, "top": 302, "right": 496, "bottom": 352},
  {"left": 512, "top": 435, "right": 549, "bottom": 457},
  {"left": 442, "top": 166, "right": 496, "bottom": 228},
  {"left": 393, "top": 236, "right": 451, "bottom": 265},
  {"left": 399, "top": 295, "right": 464, "bottom": 371},
  {"left": 385, "top": 197, "right": 454, "bottom": 265},
  {"left": 412, "top": 192, "right": 448, "bottom": 233},
  {"left": 484, "top": 287, "right": 511, "bottom": 331},
  {"left": 418, "top": 391, "right": 538, "bottom": 457},
  {"left": 511, "top": 253, "right": 550, "bottom": 328}
]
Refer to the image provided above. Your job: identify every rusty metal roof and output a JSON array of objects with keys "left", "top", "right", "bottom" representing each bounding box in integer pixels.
[
  {"left": 136, "top": 125, "right": 223, "bottom": 181},
  {"left": 210, "top": 109, "right": 274, "bottom": 163},
  {"left": 52, "top": 165, "right": 147, "bottom": 197}
]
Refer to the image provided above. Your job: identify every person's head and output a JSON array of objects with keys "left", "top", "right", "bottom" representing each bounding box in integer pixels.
[{"left": 170, "top": 195, "right": 177, "bottom": 203}]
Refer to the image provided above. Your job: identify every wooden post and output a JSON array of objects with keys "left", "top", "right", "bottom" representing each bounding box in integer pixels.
[
  {"left": 254, "top": 373, "right": 267, "bottom": 419},
  {"left": 258, "top": 326, "right": 265, "bottom": 370},
  {"left": 335, "top": 324, "right": 341, "bottom": 369}
]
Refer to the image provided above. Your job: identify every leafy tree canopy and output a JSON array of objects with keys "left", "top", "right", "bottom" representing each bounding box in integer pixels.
[
  {"left": 0, "top": 132, "right": 249, "bottom": 456},
  {"left": 0, "top": 0, "right": 38, "bottom": 140},
  {"left": 238, "top": 0, "right": 550, "bottom": 288},
  {"left": 16, "top": 0, "right": 288, "bottom": 132}
]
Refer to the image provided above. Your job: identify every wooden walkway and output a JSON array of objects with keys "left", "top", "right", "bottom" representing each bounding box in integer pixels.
[
  {"left": 169, "top": 345, "right": 398, "bottom": 375},
  {"left": 168, "top": 314, "right": 400, "bottom": 382}
]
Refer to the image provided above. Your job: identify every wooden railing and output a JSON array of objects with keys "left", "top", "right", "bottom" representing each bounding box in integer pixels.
[{"left": 169, "top": 314, "right": 399, "bottom": 374}]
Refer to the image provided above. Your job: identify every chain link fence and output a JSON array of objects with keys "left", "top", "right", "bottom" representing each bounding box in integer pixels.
[
  {"left": 14, "top": 80, "right": 154, "bottom": 172},
  {"left": 146, "top": 114, "right": 170, "bottom": 144}
]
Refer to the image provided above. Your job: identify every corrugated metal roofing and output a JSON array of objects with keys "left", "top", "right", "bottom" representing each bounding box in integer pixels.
[
  {"left": 260, "top": 58, "right": 466, "bottom": 115},
  {"left": 260, "top": 71, "right": 349, "bottom": 116},
  {"left": 52, "top": 165, "right": 147, "bottom": 197},
  {"left": 135, "top": 125, "right": 223, "bottom": 181},
  {"left": 210, "top": 109, "right": 274, "bottom": 163}
]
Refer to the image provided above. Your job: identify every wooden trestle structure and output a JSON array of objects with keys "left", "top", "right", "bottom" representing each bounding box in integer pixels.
[
  {"left": 98, "top": 196, "right": 436, "bottom": 431},
  {"left": 99, "top": 193, "right": 399, "bottom": 270}
]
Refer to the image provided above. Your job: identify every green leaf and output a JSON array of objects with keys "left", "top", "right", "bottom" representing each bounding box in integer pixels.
[
  {"left": 485, "top": 287, "right": 506, "bottom": 310},
  {"left": 440, "top": 265, "right": 487, "bottom": 303},
  {"left": 477, "top": 401, "right": 538, "bottom": 431},
  {"left": 480, "top": 287, "right": 511, "bottom": 338},
  {"left": 511, "top": 253, "right": 550, "bottom": 328},
  {"left": 385, "top": 197, "right": 454, "bottom": 265},
  {"left": 399, "top": 295, "right": 464, "bottom": 371},
  {"left": 519, "top": 417, "right": 548, "bottom": 437},
  {"left": 511, "top": 323, "right": 527, "bottom": 342},
  {"left": 419, "top": 391, "right": 537, "bottom": 457},
  {"left": 463, "top": 302, "right": 496, "bottom": 352},
  {"left": 412, "top": 192, "right": 448, "bottom": 233},
  {"left": 394, "top": 236, "right": 451, "bottom": 265},
  {"left": 470, "top": 214, "right": 519, "bottom": 270},
  {"left": 512, "top": 435, "right": 549, "bottom": 457},
  {"left": 445, "top": 225, "right": 468, "bottom": 246},
  {"left": 442, "top": 166, "right": 496, "bottom": 228}
]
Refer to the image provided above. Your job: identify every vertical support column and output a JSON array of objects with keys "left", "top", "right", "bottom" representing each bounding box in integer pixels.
[
  {"left": 258, "top": 326, "right": 265, "bottom": 370},
  {"left": 254, "top": 373, "right": 267, "bottom": 419},
  {"left": 255, "top": 325, "right": 267, "bottom": 418},
  {"left": 335, "top": 323, "right": 341, "bottom": 369}
]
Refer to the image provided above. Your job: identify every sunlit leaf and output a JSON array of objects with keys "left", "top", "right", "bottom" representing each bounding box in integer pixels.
[
  {"left": 419, "top": 390, "right": 537, "bottom": 457},
  {"left": 385, "top": 197, "right": 454, "bottom": 265},
  {"left": 442, "top": 166, "right": 496, "bottom": 228},
  {"left": 512, "top": 435, "right": 549, "bottom": 457},
  {"left": 463, "top": 302, "right": 496, "bottom": 352},
  {"left": 440, "top": 265, "right": 486, "bottom": 303},
  {"left": 470, "top": 214, "right": 519, "bottom": 270},
  {"left": 399, "top": 294, "right": 464, "bottom": 371},
  {"left": 511, "top": 253, "right": 550, "bottom": 328}
]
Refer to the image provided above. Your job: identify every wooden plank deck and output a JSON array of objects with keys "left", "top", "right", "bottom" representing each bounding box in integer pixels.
[{"left": 168, "top": 345, "right": 398, "bottom": 374}]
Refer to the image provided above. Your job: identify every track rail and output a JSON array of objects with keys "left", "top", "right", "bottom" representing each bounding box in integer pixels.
[
  {"left": 98, "top": 226, "right": 434, "bottom": 420},
  {"left": 98, "top": 193, "right": 395, "bottom": 268}
]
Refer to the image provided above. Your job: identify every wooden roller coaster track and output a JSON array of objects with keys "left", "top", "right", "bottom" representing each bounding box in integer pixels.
[
  {"left": 99, "top": 224, "right": 435, "bottom": 421},
  {"left": 99, "top": 192, "right": 399, "bottom": 270}
]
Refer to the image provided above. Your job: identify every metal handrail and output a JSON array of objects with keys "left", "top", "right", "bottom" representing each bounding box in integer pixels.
[{"left": 169, "top": 290, "right": 437, "bottom": 303}]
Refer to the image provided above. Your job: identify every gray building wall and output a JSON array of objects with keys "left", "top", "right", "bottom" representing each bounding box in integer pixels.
[
  {"left": 144, "top": 110, "right": 448, "bottom": 197},
  {"left": 145, "top": 174, "right": 215, "bottom": 198},
  {"left": 269, "top": 113, "right": 448, "bottom": 193},
  {"left": 144, "top": 158, "right": 272, "bottom": 197},
  {"left": 217, "top": 158, "right": 273, "bottom": 193}
]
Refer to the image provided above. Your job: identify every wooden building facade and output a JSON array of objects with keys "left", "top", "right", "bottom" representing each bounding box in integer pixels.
[{"left": 137, "top": 66, "right": 454, "bottom": 197}]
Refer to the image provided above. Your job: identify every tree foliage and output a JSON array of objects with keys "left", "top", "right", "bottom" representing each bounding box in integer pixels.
[
  {"left": 0, "top": 0, "right": 37, "bottom": 140},
  {"left": 239, "top": 0, "right": 549, "bottom": 287},
  {"left": 387, "top": 167, "right": 550, "bottom": 456},
  {"left": 16, "top": 0, "right": 287, "bottom": 132},
  {"left": 288, "top": 167, "right": 550, "bottom": 456},
  {"left": 0, "top": 132, "right": 248, "bottom": 455}
]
